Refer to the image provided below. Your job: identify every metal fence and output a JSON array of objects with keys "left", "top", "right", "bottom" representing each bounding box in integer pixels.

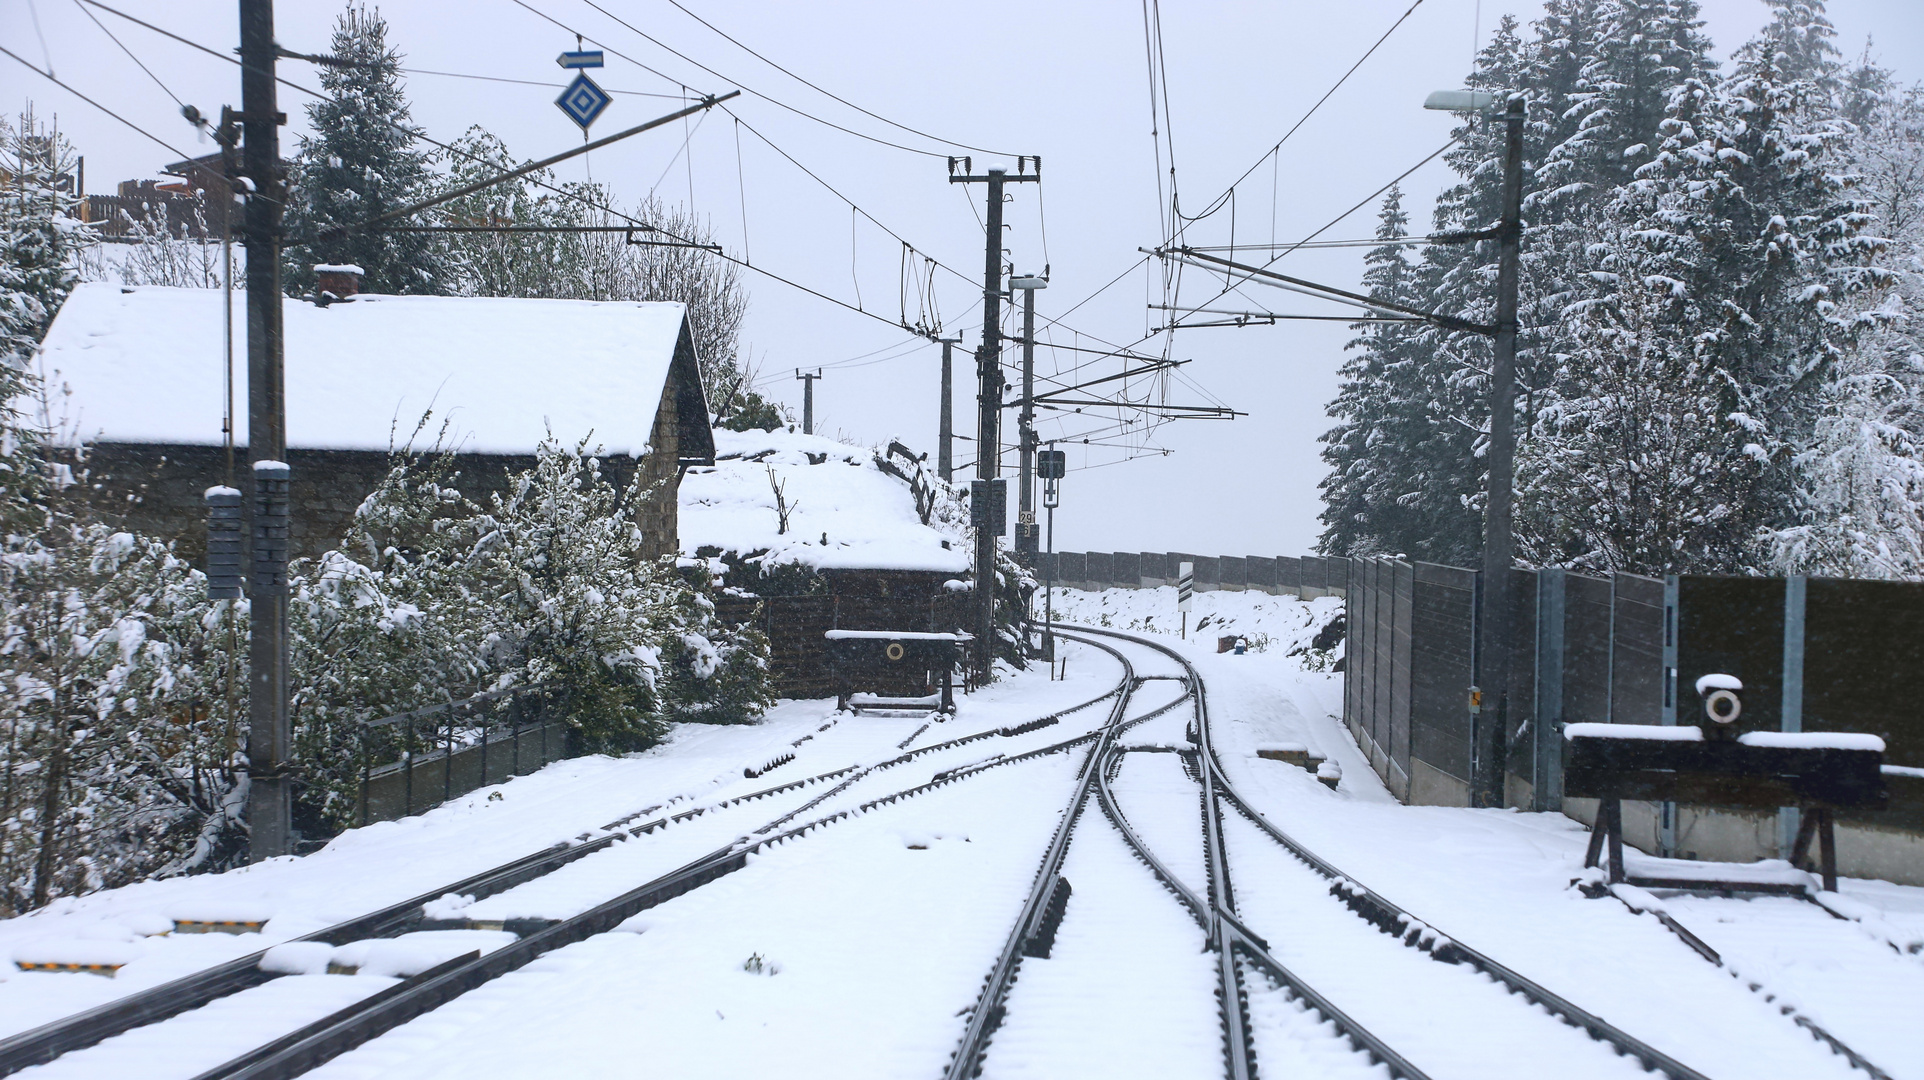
[
  {"left": 1342, "top": 557, "right": 1924, "bottom": 884},
  {"left": 355, "top": 684, "right": 573, "bottom": 826},
  {"left": 1035, "top": 551, "right": 1349, "bottom": 598}
]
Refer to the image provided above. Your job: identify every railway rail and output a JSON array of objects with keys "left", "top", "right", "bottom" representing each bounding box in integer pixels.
[
  {"left": 0, "top": 671, "right": 1135, "bottom": 1080},
  {"left": 949, "top": 625, "right": 1771, "bottom": 1080}
]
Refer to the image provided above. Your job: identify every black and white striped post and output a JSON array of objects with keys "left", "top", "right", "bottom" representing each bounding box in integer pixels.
[{"left": 1178, "top": 560, "right": 1195, "bottom": 640}]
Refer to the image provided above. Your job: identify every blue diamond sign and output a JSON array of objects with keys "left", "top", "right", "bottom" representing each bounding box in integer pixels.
[{"left": 556, "top": 72, "right": 611, "bottom": 131}]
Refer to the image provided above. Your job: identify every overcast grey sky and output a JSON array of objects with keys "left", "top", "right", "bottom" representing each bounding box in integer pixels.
[{"left": 6, "top": 0, "right": 1921, "bottom": 558}]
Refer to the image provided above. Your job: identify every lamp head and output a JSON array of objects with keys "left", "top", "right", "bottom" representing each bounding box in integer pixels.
[{"left": 1424, "top": 89, "right": 1500, "bottom": 113}]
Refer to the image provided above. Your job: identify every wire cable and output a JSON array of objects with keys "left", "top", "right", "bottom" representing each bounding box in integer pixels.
[
  {"left": 527, "top": 0, "right": 961, "bottom": 160},
  {"left": 70, "top": 0, "right": 184, "bottom": 109},
  {"left": 662, "top": 0, "right": 1016, "bottom": 157},
  {"left": 399, "top": 66, "right": 685, "bottom": 98},
  {"left": 0, "top": 44, "right": 191, "bottom": 159},
  {"left": 1170, "top": 0, "right": 1426, "bottom": 242}
]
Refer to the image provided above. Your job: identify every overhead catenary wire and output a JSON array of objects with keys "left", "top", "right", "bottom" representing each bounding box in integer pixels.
[
  {"left": 69, "top": 0, "right": 185, "bottom": 110},
  {"left": 525, "top": 0, "right": 962, "bottom": 160},
  {"left": 398, "top": 66, "right": 686, "bottom": 97},
  {"left": 0, "top": 43, "right": 192, "bottom": 160},
  {"left": 67, "top": 0, "right": 954, "bottom": 352},
  {"left": 1167, "top": 0, "right": 1426, "bottom": 245},
  {"left": 661, "top": 0, "right": 1016, "bottom": 158},
  {"left": 1160, "top": 133, "right": 1467, "bottom": 333}
]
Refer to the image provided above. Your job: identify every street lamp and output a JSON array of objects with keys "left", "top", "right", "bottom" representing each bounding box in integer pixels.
[
  {"left": 1010, "top": 273, "right": 1048, "bottom": 565},
  {"left": 1425, "top": 88, "right": 1526, "bottom": 809}
]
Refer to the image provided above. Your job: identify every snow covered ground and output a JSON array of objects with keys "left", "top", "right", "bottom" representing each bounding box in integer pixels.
[
  {"left": 4, "top": 615, "right": 1920, "bottom": 1080},
  {"left": 1043, "top": 584, "right": 1345, "bottom": 662}
]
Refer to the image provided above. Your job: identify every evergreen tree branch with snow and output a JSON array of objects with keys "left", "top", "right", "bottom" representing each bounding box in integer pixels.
[{"left": 282, "top": 4, "right": 449, "bottom": 296}]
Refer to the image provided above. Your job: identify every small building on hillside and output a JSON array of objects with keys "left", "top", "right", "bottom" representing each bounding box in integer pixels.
[
  {"left": 35, "top": 278, "right": 713, "bottom": 561},
  {"left": 680, "top": 429, "right": 971, "bottom": 697}
]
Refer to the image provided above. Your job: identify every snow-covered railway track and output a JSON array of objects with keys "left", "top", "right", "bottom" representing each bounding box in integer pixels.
[
  {"left": 1, "top": 668, "right": 1135, "bottom": 1080},
  {"left": 946, "top": 632, "right": 1400, "bottom": 1079},
  {"left": 1059, "top": 625, "right": 1736, "bottom": 1080}
]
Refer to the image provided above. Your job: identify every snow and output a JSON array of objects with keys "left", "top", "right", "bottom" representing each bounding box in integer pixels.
[
  {"left": 4, "top": 617, "right": 1921, "bottom": 1078},
  {"left": 1738, "top": 731, "right": 1886, "bottom": 752},
  {"left": 1695, "top": 673, "right": 1743, "bottom": 693},
  {"left": 823, "top": 630, "right": 967, "bottom": 641},
  {"left": 1564, "top": 725, "right": 1886, "bottom": 751},
  {"left": 1565, "top": 722, "right": 1704, "bottom": 741},
  {"left": 34, "top": 283, "right": 687, "bottom": 457},
  {"left": 678, "top": 428, "right": 969, "bottom": 574},
  {"left": 1045, "top": 585, "right": 1345, "bottom": 659},
  {"left": 312, "top": 264, "right": 364, "bottom": 275}
]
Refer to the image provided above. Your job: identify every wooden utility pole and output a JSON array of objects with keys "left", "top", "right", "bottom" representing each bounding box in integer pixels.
[
  {"left": 1474, "top": 96, "right": 1527, "bottom": 809},
  {"left": 240, "top": 0, "right": 291, "bottom": 860},
  {"left": 950, "top": 160, "right": 1039, "bottom": 677}
]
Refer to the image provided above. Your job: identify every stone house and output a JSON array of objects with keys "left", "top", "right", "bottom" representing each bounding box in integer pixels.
[{"left": 35, "top": 276, "right": 713, "bottom": 563}]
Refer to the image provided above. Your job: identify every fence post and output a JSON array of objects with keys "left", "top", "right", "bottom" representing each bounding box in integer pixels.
[
  {"left": 1780, "top": 575, "right": 1807, "bottom": 858},
  {"left": 403, "top": 716, "right": 414, "bottom": 818},
  {"left": 511, "top": 690, "right": 524, "bottom": 776},
  {"left": 444, "top": 699, "right": 455, "bottom": 803},
  {"left": 1659, "top": 575, "right": 1680, "bottom": 858},
  {"left": 1533, "top": 568, "right": 1565, "bottom": 813},
  {"left": 359, "top": 727, "right": 372, "bottom": 828}
]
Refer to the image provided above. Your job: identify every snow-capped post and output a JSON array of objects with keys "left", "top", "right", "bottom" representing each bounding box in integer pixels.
[
  {"left": 241, "top": 0, "right": 294, "bottom": 862},
  {"left": 204, "top": 486, "right": 244, "bottom": 599},
  {"left": 250, "top": 459, "right": 293, "bottom": 856},
  {"left": 950, "top": 156, "right": 1040, "bottom": 677}
]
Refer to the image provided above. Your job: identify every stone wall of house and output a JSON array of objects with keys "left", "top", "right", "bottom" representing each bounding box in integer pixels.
[
  {"left": 82, "top": 430, "right": 676, "bottom": 568},
  {"left": 632, "top": 363, "right": 682, "bottom": 561}
]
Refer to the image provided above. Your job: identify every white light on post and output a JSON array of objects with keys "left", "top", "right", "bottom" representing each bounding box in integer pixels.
[{"left": 1423, "top": 89, "right": 1499, "bottom": 113}]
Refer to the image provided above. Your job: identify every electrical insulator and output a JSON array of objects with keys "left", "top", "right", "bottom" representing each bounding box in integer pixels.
[
  {"left": 252, "top": 460, "right": 291, "bottom": 597},
  {"left": 205, "top": 486, "right": 244, "bottom": 599}
]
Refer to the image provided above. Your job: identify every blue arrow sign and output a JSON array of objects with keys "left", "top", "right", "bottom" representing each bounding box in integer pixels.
[
  {"left": 555, "top": 72, "right": 612, "bottom": 131},
  {"left": 557, "top": 50, "right": 604, "bottom": 69}
]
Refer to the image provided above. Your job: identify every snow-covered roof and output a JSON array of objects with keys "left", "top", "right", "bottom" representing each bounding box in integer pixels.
[
  {"left": 679, "top": 428, "right": 970, "bottom": 575},
  {"left": 36, "top": 283, "right": 698, "bottom": 457}
]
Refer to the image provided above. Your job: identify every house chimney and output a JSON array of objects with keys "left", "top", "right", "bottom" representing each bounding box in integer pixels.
[{"left": 313, "top": 263, "right": 363, "bottom": 300}]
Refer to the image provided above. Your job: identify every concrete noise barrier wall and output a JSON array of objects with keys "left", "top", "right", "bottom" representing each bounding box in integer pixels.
[
  {"left": 1340, "top": 556, "right": 1924, "bottom": 887},
  {"left": 1032, "top": 550, "right": 1346, "bottom": 598}
]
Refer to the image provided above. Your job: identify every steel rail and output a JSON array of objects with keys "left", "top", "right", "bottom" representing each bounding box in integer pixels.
[
  {"left": 6, "top": 664, "right": 1133, "bottom": 1078},
  {"left": 942, "top": 637, "right": 1143, "bottom": 1080},
  {"left": 205, "top": 698, "right": 1138, "bottom": 1080},
  {"left": 1066, "top": 623, "right": 1725, "bottom": 1080},
  {"left": 1079, "top": 636, "right": 1427, "bottom": 1080}
]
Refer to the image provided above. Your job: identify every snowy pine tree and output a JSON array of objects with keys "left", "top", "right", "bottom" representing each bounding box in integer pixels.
[
  {"left": 1764, "top": 63, "right": 1924, "bottom": 575},
  {"left": 0, "top": 109, "right": 91, "bottom": 406},
  {"left": 283, "top": 5, "right": 447, "bottom": 296},
  {"left": 1320, "top": 187, "right": 1480, "bottom": 559}
]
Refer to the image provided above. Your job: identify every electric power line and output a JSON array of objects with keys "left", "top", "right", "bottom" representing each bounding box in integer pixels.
[
  {"left": 662, "top": 0, "right": 1016, "bottom": 158},
  {"left": 0, "top": 43, "right": 192, "bottom": 160},
  {"left": 69, "top": 0, "right": 185, "bottom": 110}
]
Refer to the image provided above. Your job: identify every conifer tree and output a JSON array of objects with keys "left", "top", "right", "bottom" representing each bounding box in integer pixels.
[
  {"left": 283, "top": 5, "right": 447, "bottom": 295},
  {"left": 0, "top": 110, "right": 90, "bottom": 398},
  {"left": 1321, "top": 187, "right": 1478, "bottom": 559}
]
